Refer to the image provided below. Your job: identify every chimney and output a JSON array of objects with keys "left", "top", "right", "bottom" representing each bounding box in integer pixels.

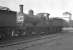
[{"left": 19, "top": 5, "right": 23, "bottom": 13}]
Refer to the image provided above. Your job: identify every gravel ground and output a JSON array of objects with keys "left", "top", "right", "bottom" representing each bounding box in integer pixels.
[
  {"left": 0, "top": 31, "right": 72, "bottom": 50},
  {"left": 24, "top": 31, "right": 73, "bottom": 50}
]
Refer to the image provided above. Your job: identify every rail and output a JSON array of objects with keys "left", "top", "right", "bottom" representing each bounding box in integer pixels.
[{"left": 0, "top": 34, "right": 57, "bottom": 48}]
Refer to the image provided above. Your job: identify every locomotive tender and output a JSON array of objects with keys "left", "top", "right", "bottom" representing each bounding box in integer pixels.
[{"left": 0, "top": 5, "right": 64, "bottom": 40}]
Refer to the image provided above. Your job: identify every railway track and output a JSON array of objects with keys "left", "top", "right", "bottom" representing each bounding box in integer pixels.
[
  {"left": 0, "top": 31, "right": 66, "bottom": 50},
  {"left": 18, "top": 35, "right": 59, "bottom": 50},
  {"left": 0, "top": 33, "right": 57, "bottom": 48}
]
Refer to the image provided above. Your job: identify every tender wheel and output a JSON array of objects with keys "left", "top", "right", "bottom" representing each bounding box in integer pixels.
[
  {"left": 0, "top": 34, "right": 3, "bottom": 40},
  {"left": 0, "top": 33, "right": 6, "bottom": 40}
]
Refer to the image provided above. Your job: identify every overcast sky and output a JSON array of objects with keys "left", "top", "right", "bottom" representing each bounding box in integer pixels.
[{"left": 0, "top": 0, "right": 73, "bottom": 20}]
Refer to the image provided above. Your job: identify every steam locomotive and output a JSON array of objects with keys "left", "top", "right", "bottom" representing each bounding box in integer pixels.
[{"left": 0, "top": 5, "right": 64, "bottom": 40}]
